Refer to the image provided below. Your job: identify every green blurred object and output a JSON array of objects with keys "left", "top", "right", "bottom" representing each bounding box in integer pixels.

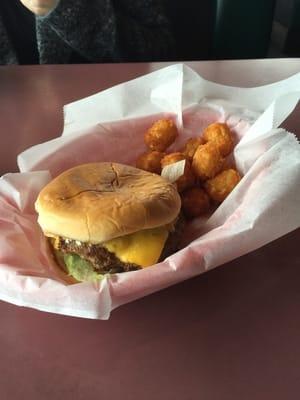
[
  {"left": 163, "top": 0, "right": 276, "bottom": 60},
  {"left": 55, "top": 251, "right": 104, "bottom": 282},
  {"left": 213, "top": 0, "right": 276, "bottom": 59}
]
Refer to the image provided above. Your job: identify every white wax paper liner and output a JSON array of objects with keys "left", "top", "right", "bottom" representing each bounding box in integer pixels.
[{"left": 17, "top": 64, "right": 300, "bottom": 173}]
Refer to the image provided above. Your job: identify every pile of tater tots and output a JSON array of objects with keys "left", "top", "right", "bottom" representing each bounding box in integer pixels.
[{"left": 136, "top": 119, "right": 241, "bottom": 219}]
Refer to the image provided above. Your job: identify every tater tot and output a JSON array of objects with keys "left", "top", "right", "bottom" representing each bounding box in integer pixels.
[
  {"left": 161, "top": 152, "right": 186, "bottom": 168},
  {"left": 204, "top": 168, "right": 241, "bottom": 203},
  {"left": 176, "top": 164, "right": 195, "bottom": 193},
  {"left": 181, "top": 187, "right": 210, "bottom": 218},
  {"left": 144, "top": 119, "right": 178, "bottom": 151},
  {"left": 161, "top": 152, "right": 195, "bottom": 192},
  {"left": 192, "top": 142, "right": 224, "bottom": 181},
  {"left": 203, "top": 122, "right": 234, "bottom": 156},
  {"left": 136, "top": 151, "right": 165, "bottom": 174},
  {"left": 181, "top": 137, "right": 204, "bottom": 160}
]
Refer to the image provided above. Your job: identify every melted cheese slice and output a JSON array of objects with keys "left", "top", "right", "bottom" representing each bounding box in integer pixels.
[{"left": 103, "top": 226, "right": 169, "bottom": 268}]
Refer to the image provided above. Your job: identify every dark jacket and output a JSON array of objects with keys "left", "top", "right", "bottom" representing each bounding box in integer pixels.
[{"left": 0, "top": 0, "right": 174, "bottom": 64}]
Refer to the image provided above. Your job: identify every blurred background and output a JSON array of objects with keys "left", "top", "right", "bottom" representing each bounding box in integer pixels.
[{"left": 164, "top": 0, "right": 300, "bottom": 60}]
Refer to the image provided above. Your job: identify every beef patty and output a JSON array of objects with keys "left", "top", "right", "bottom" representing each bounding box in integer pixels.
[{"left": 49, "top": 214, "right": 185, "bottom": 275}]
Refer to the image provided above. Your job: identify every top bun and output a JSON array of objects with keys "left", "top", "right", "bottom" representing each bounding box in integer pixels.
[{"left": 35, "top": 162, "right": 181, "bottom": 243}]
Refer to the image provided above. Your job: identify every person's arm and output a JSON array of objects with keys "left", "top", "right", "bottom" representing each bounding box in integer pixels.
[{"left": 37, "top": 0, "right": 175, "bottom": 62}]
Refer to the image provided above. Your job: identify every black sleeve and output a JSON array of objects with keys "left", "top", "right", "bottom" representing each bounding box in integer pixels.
[{"left": 38, "top": 0, "right": 175, "bottom": 62}]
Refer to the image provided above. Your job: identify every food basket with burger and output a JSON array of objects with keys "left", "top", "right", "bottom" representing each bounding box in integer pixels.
[{"left": 0, "top": 64, "right": 299, "bottom": 319}]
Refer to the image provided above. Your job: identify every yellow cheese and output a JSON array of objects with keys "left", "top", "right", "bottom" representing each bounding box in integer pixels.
[
  {"left": 103, "top": 226, "right": 169, "bottom": 268},
  {"left": 49, "top": 226, "right": 169, "bottom": 268}
]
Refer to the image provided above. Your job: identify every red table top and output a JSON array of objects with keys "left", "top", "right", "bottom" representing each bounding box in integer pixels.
[{"left": 0, "top": 59, "right": 299, "bottom": 400}]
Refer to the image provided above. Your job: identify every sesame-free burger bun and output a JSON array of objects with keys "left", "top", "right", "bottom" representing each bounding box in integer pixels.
[{"left": 35, "top": 162, "right": 181, "bottom": 243}]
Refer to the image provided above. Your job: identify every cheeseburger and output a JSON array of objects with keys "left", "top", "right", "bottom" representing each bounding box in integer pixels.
[{"left": 35, "top": 162, "right": 183, "bottom": 282}]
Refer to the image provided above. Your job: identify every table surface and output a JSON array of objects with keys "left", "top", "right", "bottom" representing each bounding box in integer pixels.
[{"left": 0, "top": 59, "right": 299, "bottom": 400}]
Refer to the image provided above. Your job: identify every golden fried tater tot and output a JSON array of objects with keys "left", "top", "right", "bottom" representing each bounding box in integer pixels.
[
  {"left": 181, "top": 137, "right": 204, "bottom": 160},
  {"left": 192, "top": 142, "right": 224, "bottom": 181},
  {"left": 161, "top": 152, "right": 195, "bottom": 193},
  {"left": 181, "top": 187, "right": 210, "bottom": 218},
  {"left": 176, "top": 164, "right": 195, "bottom": 193},
  {"left": 203, "top": 122, "right": 234, "bottom": 156},
  {"left": 204, "top": 168, "right": 241, "bottom": 203},
  {"left": 161, "top": 152, "right": 186, "bottom": 168},
  {"left": 144, "top": 119, "right": 178, "bottom": 151},
  {"left": 136, "top": 151, "right": 165, "bottom": 174}
]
